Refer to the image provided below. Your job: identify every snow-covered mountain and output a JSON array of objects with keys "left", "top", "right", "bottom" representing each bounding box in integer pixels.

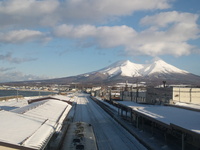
[
  {"left": 94, "top": 59, "right": 189, "bottom": 78},
  {"left": 11, "top": 59, "right": 200, "bottom": 86},
  {"left": 141, "top": 59, "right": 188, "bottom": 76},
  {"left": 97, "top": 60, "right": 143, "bottom": 78},
  {"left": 74, "top": 58, "right": 199, "bottom": 85}
]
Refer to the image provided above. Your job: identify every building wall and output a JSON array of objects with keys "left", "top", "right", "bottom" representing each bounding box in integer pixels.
[
  {"left": 0, "top": 145, "right": 31, "bottom": 150},
  {"left": 0, "top": 146, "right": 18, "bottom": 150},
  {"left": 173, "top": 87, "right": 200, "bottom": 104},
  {"left": 120, "top": 89, "right": 146, "bottom": 103},
  {"left": 120, "top": 91, "right": 132, "bottom": 101},
  {"left": 120, "top": 87, "right": 200, "bottom": 105},
  {"left": 121, "top": 87, "right": 173, "bottom": 104},
  {"left": 146, "top": 87, "right": 173, "bottom": 104}
]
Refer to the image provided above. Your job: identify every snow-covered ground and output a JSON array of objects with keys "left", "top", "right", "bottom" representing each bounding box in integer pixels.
[{"left": 72, "top": 93, "right": 147, "bottom": 150}]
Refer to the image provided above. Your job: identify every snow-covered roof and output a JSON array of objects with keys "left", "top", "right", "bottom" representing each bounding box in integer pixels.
[
  {"left": 51, "top": 94, "right": 72, "bottom": 101},
  {"left": 0, "top": 98, "right": 28, "bottom": 111},
  {"left": 175, "top": 102, "right": 200, "bottom": 110},
  {"left": 118, "top": 101, "right": 200, "bottom": 135},
  {"left": 0, "top": 99, "right": 72, "bottom": 149}
]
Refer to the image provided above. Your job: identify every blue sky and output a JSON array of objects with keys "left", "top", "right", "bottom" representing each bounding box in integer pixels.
[{"left": 0, "top": 0, "right": 200, "bottom": 82}]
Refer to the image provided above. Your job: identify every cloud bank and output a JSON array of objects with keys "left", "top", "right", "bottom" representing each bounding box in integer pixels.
[
  {"left": 0, "top": 70, "right": 50, "bottom": 83},
  {"left": 0, "top": 29, "right": 48, "bottom": 43},
  {"left": 0, "top": 66, "right": 49, "bottom": 83},
  {"left": 2, "top": 0, "right": 196, "bottom": 57},
  {"left": 0, "top": 0, "right": 198, "bottom": 57},
  {"left": 0, "top": 0, "right": 171, "bottom": 28},
  {"left": 53, "top": 11, "right": 200, "bottom": 56},
  {"left": 0, "top": 52, "right": 37, "bottom": 64}
]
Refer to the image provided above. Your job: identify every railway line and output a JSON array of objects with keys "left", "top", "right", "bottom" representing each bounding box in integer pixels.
[{"left": 71, "top": 93, "right": 147, "bottom": 150}]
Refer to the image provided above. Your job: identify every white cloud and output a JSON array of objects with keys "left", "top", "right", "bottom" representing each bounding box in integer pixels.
[
  {"left": 0, "top": 0, "right": 58, "bottom": 14},
  {"left": 53, "top": 11, "right": 200, "bottom": 56},
  {"left": 60, "top": 0, "right": 171, "bottom": 23},
  {"left": 0, "top": 0, "right": 171, "bottom": 28},
  {"left": 0, "top": 67, "right": 14, "bottom": 72},
  {"left": 53, "top": 24, "right": 137, "bottom": 48},
  {"left": 0, "top": 0, "right": 59, "bottom": 28},
  {"left": 0, "top": 1, "right": 198, "bottom": 57},
  {"left": 0, "top": 70, "right": 50, "bottom": 83},
  {"left": 0, "top": 29, "right": 48, "bottom": 43},
  {"left": 140, "top": 11, "right": 199, "bottom": 27},
  {"left": 53, "top": 24, "right": 97, "bottom": 38},
  {"left": 0, "top": 0, "right": 171, "bottom": 44},
  {"left": 0, "top": 52, "right": 37, "bottom": 64}
]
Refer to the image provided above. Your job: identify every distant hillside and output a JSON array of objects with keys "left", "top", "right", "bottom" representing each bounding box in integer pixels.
[{"left": 3, "top": 59, "right": 200, "bottom": 86}]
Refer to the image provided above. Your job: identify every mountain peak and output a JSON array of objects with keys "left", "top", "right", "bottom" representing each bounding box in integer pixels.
[
  {"left": 153, "top": 58, "right": 166, "bottom": 64},
  {"left": 121, "top": 60, "right": 132, "bottom": 64},
  {"left": 144, "top": 58, "right": 188, "bottom": 75},
  {"left": 110, "top": 60, "right": 132, "bottom": 67},
  {"left": 98, "top": 60, "right": 143, "bottom": 77},
  {"left": 97, "top": 59, "right": 189, "bottom": 78}
]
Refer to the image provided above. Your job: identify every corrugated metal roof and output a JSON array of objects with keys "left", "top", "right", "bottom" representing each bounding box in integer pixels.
[{"left": 0, "top": 99, "right": 72, "bottom": 150}]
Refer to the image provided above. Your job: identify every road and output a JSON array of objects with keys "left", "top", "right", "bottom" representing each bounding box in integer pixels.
[{"left": 73, "top": 93, "right": 147, "bottom": 150}]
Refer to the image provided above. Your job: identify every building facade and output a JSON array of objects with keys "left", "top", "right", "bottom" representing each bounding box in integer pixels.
[
  {"left": 173, "top": 87, "right": 200, "bottom": 104},
  {"left": 121, "top": 87, "right": 200, "bottom": 105}
]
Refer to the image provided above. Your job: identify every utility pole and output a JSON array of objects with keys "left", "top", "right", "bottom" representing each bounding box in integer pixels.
[
  {"left": 16, "top": 89, "right": 18, "bottom": 102},
  {"left": 163, "top": 81, "right": 166, "bottom": 88},
  {"left": 136, "top": 79, "right": 138, "bottom": 103},
  {"left": 131, "top": 85, "right": 133, "bottom": 101},
  {"left": 190, "top": 88, "right": 192, "bottom": 103}
]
